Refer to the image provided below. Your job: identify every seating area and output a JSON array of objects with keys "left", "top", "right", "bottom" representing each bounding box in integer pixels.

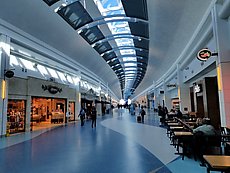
[{"left": 164, "top": 116, "right": 230, "bottom": 171}]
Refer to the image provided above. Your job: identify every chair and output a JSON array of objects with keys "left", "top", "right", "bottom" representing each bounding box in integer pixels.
[{"left": 221, "top": 127, "right": 230, "bottom": 155}]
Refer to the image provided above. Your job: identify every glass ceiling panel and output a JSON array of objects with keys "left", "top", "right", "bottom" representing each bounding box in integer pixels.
[
  {"left": 43, "top": 0, "right": 59, "bottom": 6},
  {"left": 115, "top": 38, "right": 133, "bottom": 46},
  {"left": 94, "top": 0, "right": 124, "bottom": 15},
  {"left": 121, "top": 0, "right": 148, "bottom": 20},
  {"left": 123, "top": 63, "right": 136, "bottom": 67},
  {"left": 124, "top": 67, "right": 136, "bottom": 71},
  {"left": 120, "top": 49, "right": 135, "bottom": 55},
  {"left": 79, "top": 26, "right": 105, "bottom": 44},
  {"left": 93, "top": 41, "right": 112, "bottom": 54},
  {"left": 129, "top": 21, "right": 149, "bottom": 39},
  {"left": 94, "top": 0, "right": 148, "bottom": 99},
  {"left": 122, "top": 57, "right": 136, "bottom": 61},
  {"left": 57, "top": 1, "right": 93, "bottom": 30}
]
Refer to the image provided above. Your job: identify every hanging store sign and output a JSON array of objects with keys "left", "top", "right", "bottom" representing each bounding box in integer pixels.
[
  {"left": 166, "top": 84, "right": 177, "bottom": 88},
  {"left": 42, "top": 85, "right": 62, "bottom": 94},
  {"left": 197, "top": 48, "right": 218, "bottom": 61}
]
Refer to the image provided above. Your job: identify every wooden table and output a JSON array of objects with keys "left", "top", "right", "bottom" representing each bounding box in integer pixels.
[
  {"left": 168, "top": 126, "right": 184, "bottom": 140},
  {"left": 167, "top": 122, "right": 180, "bottom": 126},
  {"left": 203, "top": 155, "right": 230, "bottom": 173},
  {"left": 173, "top": 132, "right": 193, "bottom": 160},
  {"left": 174, "top": 131, "right": 193, "bottom": 136},
  {"left": 170, "top": 126, "right": 184, "bottom": 131}
]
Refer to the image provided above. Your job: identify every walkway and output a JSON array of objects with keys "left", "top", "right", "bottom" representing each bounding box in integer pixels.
[{"left": 0, "top": 109, "right": 212, "bottom": 173}]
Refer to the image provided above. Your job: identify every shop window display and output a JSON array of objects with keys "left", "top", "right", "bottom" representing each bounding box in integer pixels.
[
  {"left": 31, "top": 97, "right": 66, "bottom": 131},
  {"left": 68, "top": 102, "right": 75, "bottom": 121},
  {"left": 7, "top": 100, "right": 26, "bottom": 134}
]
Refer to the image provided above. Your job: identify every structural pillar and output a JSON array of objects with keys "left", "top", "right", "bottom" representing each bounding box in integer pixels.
[
  {"left": 163, "top": 79, "right": 172, "bottom": 109},
  {"left": 212, "top": 3, "right": 230, "bottom": 127},
  {"left": 75, "top": 77, "right": 81, "bottom": 121},
  {"left": 177, "top": 64, "right": 191, "bottom": 114},
  {"left": 0, "top": 34, "right": 10, "bottom": 136},
  {"left": 25, "top": 95, "right": 31, "bottom": 131}
]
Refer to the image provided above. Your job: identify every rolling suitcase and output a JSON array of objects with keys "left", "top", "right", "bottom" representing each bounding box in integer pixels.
[{"left": 137, "top": 115, "right": 142, "bottom": 123}]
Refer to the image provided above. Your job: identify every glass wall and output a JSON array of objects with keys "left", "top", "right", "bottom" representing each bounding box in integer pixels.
[
  {"left": 31, "top": 97, "right": 66, "bottom": 131},
  {"left": 7, "top": 100, "right": 26, "bottom": 134}
]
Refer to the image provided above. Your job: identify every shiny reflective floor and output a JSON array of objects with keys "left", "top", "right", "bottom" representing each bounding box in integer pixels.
[{"left": 0, "top": 109, "right": 216, "bottom": 173}]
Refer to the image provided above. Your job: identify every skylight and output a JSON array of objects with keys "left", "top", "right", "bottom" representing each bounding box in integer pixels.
[
  {"left": 94, "top": 0, "right": 138, "bottom": 98},
  {"left": 123, "top": 63, "right": 136, "bottom": 67},
  {"left": 122, "top": 57, "right": 136, "bottom": 61}
]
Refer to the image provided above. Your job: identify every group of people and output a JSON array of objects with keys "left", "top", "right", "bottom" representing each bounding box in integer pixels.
[
  {"left": 78, "top": 105, "right": 97, "bottom": 128},
  {"left": 78, "top": 104, "right": 216, "bottom": 136},
  {"left": 136, "top": 105, "right": 184, "bottom": 124},
  {"left": 158, "top": 106, "right": 183, "bottom": 125}
]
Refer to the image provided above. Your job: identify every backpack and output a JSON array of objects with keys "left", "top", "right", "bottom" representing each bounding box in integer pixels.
[{"left": 141, "top": 109, "right": 146, "bottom": 116}]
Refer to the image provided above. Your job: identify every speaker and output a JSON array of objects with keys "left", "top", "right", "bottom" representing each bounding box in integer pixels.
[{"left": 5, "top": 70, "right": 14, "bottom": 78}]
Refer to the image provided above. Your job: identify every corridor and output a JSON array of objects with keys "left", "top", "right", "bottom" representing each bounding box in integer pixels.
[{"left": 0, "top": 109, "right": 211, "bottom": 173}]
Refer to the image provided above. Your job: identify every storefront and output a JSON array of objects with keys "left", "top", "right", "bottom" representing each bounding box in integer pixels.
[
  {"left": 31, "top": 97, "right": 66, "bottom": 130},
  {"left": 189, "top": 76, "right": 220, "bottom": 128},
  {"left": 8, "top": 76, "right": 78, "bottom": 133},
  {"left": 7, "top": 99, "right": 26, "bottom": 134}
]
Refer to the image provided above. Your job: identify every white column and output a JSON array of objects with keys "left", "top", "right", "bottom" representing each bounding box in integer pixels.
[
  {"left": 25, "top": 95, "right": 31, "bottom": 131},
  {"left": 212, "top": 4, "right": 230, "bottom": 127},
  {"left": 97, "top": 93, "right": 102, "bottom": 116},
  {"left": 0, "top": 34, "right": 10, "bottom": 136},
  {"left": 96, "top": 103, "right": 101, "bottom": 116},
  {"left": 65, "top": 98, "right": 69, "bottom": 123},
  {"left": 154, "top": 88, "right": 159, "bottom": 109},
  {"left": 75, "top": 79, "right": 81, "bottom": 120},
  {"left": 163, "top": 80, "right": 171, "bottom": 109},
  {"left": 177, "top": 64, "right": 191, "bottom": 114}
]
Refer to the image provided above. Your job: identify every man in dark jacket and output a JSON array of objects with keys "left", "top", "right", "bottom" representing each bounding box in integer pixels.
[
  {"left": 91, "top": 106, "right": 97, "bottom": 128},
  {"left": 140, "top": 106, "right": 146, "bottom": 123}
]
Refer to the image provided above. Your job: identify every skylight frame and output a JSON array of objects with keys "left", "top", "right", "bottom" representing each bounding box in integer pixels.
[{"left": 93, "top": 0, "right": 148, "bottom": 99}]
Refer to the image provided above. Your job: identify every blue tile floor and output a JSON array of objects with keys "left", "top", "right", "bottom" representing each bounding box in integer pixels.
[{"left": 0, "top": 108, "right": 219, "bottom": 173}]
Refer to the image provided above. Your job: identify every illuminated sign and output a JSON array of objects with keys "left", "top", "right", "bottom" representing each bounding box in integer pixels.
[
  {"left": 197, "top": 48, "right": 212, "bottom": 61},
  {"left": 194, "top": 84, "right": 202, "bottom": 93},
  {"left": 2, "top": 80, "right": 6, "bottom": 99}
]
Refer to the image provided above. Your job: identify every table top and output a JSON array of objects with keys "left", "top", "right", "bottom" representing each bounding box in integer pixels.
[
  {"left": 167, "top": 122, "right": 180, "bottom": 126},
  {"left": 170, "top": 126, "right": 184, "bottom": 130},
  {"left": 203, "top": 155, "right": 230, "bottom": 169},
  {"left": 186, "top": 121, "right": 196, "bottom": 125},
  {"left": 174, "top": 131, "right": 193, "bottom": 136}
]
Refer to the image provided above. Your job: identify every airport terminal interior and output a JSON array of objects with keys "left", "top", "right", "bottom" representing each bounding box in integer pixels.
[{"left": 0, "top": 0, "right": 230, "bottom": 172}]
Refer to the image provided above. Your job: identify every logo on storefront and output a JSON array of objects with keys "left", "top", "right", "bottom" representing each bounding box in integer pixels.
[
  {"left": 42, "top": 85, "right": 62, "bottom": 94},
  {"left": 197, "top": 48, "right": 218, "bottom": 61},
  {"left": 194, "top": 84, "right": 202, "bottom": 93}
]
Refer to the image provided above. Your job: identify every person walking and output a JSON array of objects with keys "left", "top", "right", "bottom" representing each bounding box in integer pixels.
[
  {"left": 91, "top": 105, "right": 97, "bottom": 128},
  {"left": 78, "top": 107, "right": 85, "bottom": 126},
  {"left": 140, "top": 106, "right": 146, "bottom": 123}
]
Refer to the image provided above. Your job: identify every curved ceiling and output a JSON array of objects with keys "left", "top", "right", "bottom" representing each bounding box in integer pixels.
[{"left": 0, "top": 0, "right": 212, "bottom": 100}]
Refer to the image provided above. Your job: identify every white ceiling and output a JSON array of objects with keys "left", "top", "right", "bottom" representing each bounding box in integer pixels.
[{"left": 0, "top": 0, "right": 212, "bottom": 99}]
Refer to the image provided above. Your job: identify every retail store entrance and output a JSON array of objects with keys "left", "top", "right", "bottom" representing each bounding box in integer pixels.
[{"left": 31, "top": 97, "right": 66, "bottom": 131}]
